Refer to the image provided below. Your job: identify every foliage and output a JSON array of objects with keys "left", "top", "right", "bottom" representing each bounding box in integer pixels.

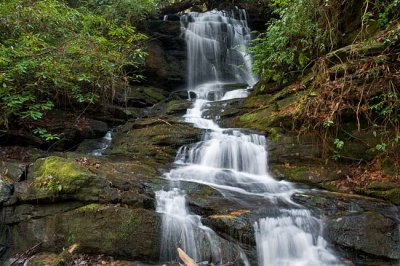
[
  {"left": 0, "top": 0, "right": 148, "bottom": 133},
  {"left": 251, "top": 0, "right": 399, "bottom": 160},
  {"left": 251, "top": 0, "right": 400, "bottom": 84},
  {"left": 250, "top": 0, "right": 340, "bottom": 83},
  {"left": 81, "top": 0, "right": 158, "bottom": 24}
]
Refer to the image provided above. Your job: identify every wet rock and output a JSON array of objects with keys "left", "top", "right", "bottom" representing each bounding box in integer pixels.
[
  {"left": 0, "top": 161, "right": 28, "bottom": 205},
  {"left": 203, "top": 210, "right": 255, "bottom": 246},
  {"left": 0, "top": 179, "right": 11, "bottom": 205},
  {"left": 292, "top": 191, "right": 400, "bottom": 260},
  {"left": 78, "top": 119, "right": 109, "bottom": 139},
  {"left": 203, "top": 98, "right": 246, "bottom": 126},
  {"left": 326, "top": 211, "right": 400, "bottom": 259},
  {"left": 149, "top": 98, "right": 191, "bottom": 117},
  {"left": 180, "top": 181, "right": 242, "bottom": 215},
  {"left": 106, "top": 118, "right": 200, "bottom": 165}
]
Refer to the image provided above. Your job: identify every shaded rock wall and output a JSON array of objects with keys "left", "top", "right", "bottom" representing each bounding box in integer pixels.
[{"left": 140, "top": 20, "right": 187, "bottom": 91}]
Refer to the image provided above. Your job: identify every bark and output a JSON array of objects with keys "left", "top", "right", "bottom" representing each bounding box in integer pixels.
[{"left": 177, "top": 248, "right": 199, "bottom": 266}]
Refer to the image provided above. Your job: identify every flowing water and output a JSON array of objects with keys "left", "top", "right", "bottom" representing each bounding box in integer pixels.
[
  {"left": 91, "top": 131, "right": 112, "bottom": 156},
  {"left": 156, "top": 9, "right": 342, "bottom": 266}
]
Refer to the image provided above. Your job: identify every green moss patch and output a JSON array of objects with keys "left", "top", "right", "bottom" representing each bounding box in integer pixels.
[{"left": 32, "top": 156, "right": 94, "bottom": 194}]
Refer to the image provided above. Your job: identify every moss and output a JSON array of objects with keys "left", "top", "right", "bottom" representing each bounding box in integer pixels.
[
  {"left": 142, "top": 86, "right": 165, "bottom": 101},
  {"left": 281, "top": 166, "right": 311, "bottom": 183},
  {"left": 319, "top": 182, "right": 340, "bottom": 192},
  {"left": 210, "top": 210, "right": 250, "bottom": 220},
  {"left": 32, "top": 156, "right": 94, "bottom": 194},
  {"left": 76, "top": 203, "right": 101, "bottom": 213},
  {"left": 165, "top": 100, "right": 191, "bottom": 115},
  {"left": 266, "top": 127, "right": 282, "bottom": 141},
  {"left": 240, "top": 113, "right": 257, "bottom": 122},
  {"left": 272, "top": 164, "right": 311, "bottom": 183},
  {"left": 359, "top": 187, "right": 400, "bottom": 205},
  {"left": 120, "top": 215, "right": 141, "bottom": 240}
]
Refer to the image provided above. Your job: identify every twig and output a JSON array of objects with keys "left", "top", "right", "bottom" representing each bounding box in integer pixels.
[
  {"left": 7, "top": 242, "right": 42, "bottom": 266},
  {"left": 156, "top": 118, "right": 173, "bottom": 126}
]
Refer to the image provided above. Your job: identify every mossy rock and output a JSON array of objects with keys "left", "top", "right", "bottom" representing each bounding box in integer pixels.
[
  {"left": 270, "top": 164, "right": 342, "bottom": 186},
  {"left": 357, "top": 186, "right": 400, "bottom": 205},
  {"left": 165, "top": 99, "right": 192, "bottom": 115},
  {"left": 106, "top": 118, "right": 200, "bottom": 165},
  {"left": 120, "top": 86, "right": 167, "bottom": 108},
  {"left": 32, "top": 156, "right": 94, "bottom": 194},
  {"left": 22, "top": 156, "right": 117, "bottom": 202},
  {"left": 4, "top": 205, "right": 162, "bottom": 262},
  {"left": 63, "top": 206, "right": 161, "bottom": 260}
]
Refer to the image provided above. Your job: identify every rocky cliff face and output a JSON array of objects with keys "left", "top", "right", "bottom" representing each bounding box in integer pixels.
[{"left": 140, "top": 20, "right": 187, "bottom": 91}]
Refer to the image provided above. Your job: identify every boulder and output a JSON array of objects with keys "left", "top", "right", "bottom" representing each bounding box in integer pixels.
[
  {"left": 292, "top": 191, "right": 400, "bottom": 260},
  {"left": 0, "top": 178, "right": 11, "bottom": 205},
  {"left": 105, "top": 118, "right": 200, "bottom": 165},
  {"left": 116, "top": 86, "right": 167, "bottom": 108},
  {"left": 326, "top": 211, "right": 400, "bottom": 260},
  {"left": 16, "top": 156, "right": 118, "bottom": 203},
  {"left": 0, "top": 161, "right": 27, "bottom": 182},
  {"left": 77, "top": 119, "right": 109, "bottom": 139},
  {"left": 3, "top": 205, "right": 162, "bottom": 261}
]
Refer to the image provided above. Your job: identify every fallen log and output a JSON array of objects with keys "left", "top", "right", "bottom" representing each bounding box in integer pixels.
[{"left": 177, "top": 248, "right": 199, "bottom": 266}]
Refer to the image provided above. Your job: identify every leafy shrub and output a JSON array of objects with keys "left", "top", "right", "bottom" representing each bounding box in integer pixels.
[
  {"left": 250, "top": 0, "right": 340, "bottom": 83},
  {"left": 81, "top": 0, "right": 159, "bottom": 24},
  {"left": 0, "top": 0, "right": 148, "bottom": 130}
]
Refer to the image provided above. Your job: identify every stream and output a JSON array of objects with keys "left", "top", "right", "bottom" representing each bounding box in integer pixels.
[{"left": 156, "top": 9, "right": 343, "bottom": 265}]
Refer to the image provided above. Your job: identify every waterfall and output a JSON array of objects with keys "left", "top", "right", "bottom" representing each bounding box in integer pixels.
[
  {"left": 181, "top": 9, "right": 257, "bottom": 98},
  {"left": 156, "top": 8, "right": 342, "bottom": 266}
]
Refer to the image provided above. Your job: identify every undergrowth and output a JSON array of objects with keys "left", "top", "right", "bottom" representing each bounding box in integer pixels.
[{"left": 251, "top": 0, "right": 400, "bottom": 164}]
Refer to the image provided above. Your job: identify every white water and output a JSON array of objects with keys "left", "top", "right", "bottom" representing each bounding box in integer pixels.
[
  {"left": 156, "top": 9, "right": 342, "bottom": 266},
  {"left": 92, "top": 131, "right": 112, "bottom": 156}
]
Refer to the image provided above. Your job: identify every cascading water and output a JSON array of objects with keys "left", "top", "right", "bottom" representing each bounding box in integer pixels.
[{"left": 156, "top": 9, "right": 343, "bottom": 266}]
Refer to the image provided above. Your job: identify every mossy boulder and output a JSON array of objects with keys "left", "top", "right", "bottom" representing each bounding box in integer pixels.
[
  {"left": 357, "top": 184, "right": 400, "bottom": 205},
  {"left": 4, "top": 205, "right": 162, "bottom": 261},
  {"left": 106, "top": 118, "right": 200, "bottom": 165},
  {"left": 117, "top": 86, "right": 167, "bottom": 108},
  {"left": 270, "top": 164, "right": 343, "bottom": 186},
  {"left": 165, "top": 99, "right": 192, "bottom": 115},
  {"left": 20, "top": 156, "right": 117, "bottom": 203}
]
